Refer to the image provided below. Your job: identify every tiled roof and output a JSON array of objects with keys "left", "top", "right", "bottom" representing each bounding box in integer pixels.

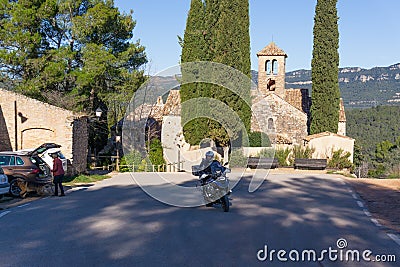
[
  {"left": 304, "top": 131, "right": 354, "bottom": 142},
  {"left": 284, "top": 88, "right": 310, "bottom": 114},
  {"left": 257, "top": 42, "right": 287, "bottom": 57},
  {"left": 276, "top": 134, "right": 293, "bottom": 144}
]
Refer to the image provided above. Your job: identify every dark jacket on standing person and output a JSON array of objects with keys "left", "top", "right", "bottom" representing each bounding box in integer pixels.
[{"left": 52, "top": 157, "right": 65, "bottom": 176}]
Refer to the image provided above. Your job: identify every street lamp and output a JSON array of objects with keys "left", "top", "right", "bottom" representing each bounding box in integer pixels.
[
  {"left": 115, "top": 135, "right": 121, "bottom": 172},
  {"left": 175, "top": 132, "right": 184, "bottom": 172},
  {"left": 95, "top": 107, "right": 103, "bottom": 118}
]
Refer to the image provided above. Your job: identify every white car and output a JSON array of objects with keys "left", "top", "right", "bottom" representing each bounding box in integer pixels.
[
  {"left": 42, "top": 148, "right": 68, "bottom": 172},
  {"left": 16, "top": 145, "right": 68, "bottom": 173},
  {"left": 0, "top": 166, "right": 10, "bottom": 196}
]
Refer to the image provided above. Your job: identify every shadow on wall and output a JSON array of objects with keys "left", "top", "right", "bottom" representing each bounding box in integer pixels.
[{"left": 0, "top": 105, "right": 12, "bottom": 151}]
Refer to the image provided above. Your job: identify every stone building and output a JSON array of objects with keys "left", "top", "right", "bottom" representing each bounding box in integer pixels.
[
  {"left": 132, "top": 42, "right": 352, "bottom": 165},
  {"left": 252, "top": 42, "right": 347, "bottom": 145},
  {"left": 0, "top": 88, "right": 88, "bottom": 174},
  {"left": 304, "top": 132, "right": 355, "bottom": 163},
  {"left": 252, "top": 42, "right": 311, "bottom": 145}
]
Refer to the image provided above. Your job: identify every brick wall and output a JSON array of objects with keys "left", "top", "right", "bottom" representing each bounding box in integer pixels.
[{"left": 0, "top": 88, "right": 88, "bottom": 174}]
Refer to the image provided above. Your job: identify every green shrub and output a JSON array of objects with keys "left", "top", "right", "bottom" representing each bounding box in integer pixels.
[
  {"left": 328, "top": 149, "right": 353, "bottom": 170},
  {"left": 368, "top": 164, "right": 386, "bottom": 178},
  {"left": 229, "top": 149, "right": 248, "bottom": 168},
  {"left": 148, "top": 139, "right": 166, "bottom": 167},
  {"left": 257, "top": 148, "right": 275, "bottom": 158},
  {"left": 275, "top": 147, "right": 292, "bottom": 166},
  {"left": 248, "top": 132, "right": 271, "bottom": 147},
  {"left": 120, "top": 150, "right": 148, "bottom": 172},
  {"left": 292, "top": 145, "right": 315, "bottom": 159}
]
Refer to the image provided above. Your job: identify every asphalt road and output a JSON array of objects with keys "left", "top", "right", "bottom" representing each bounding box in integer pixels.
[{"left": 0, "top": 171, "right": 399, "bottom": 267}]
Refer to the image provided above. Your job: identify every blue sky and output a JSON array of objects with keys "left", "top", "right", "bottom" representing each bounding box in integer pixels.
[{"left": 114, "top": 0, "right": 400, "bottom": 75}]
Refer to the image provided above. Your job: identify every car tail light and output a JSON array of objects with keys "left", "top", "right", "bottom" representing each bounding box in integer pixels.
[{"left": 30, "top": 169, "right": 40, "bottom": 174}]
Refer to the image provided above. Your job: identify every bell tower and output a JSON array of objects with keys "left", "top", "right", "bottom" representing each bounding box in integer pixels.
[{"left": 257, "top": 42, "right": 287, "bottom": 98}]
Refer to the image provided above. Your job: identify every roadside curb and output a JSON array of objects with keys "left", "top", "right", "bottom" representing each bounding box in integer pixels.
[{"left": 0, "top": 185, "right": 74, "bottom": 210}]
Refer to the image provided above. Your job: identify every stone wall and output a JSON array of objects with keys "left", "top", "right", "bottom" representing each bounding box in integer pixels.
[
  {"left": 257, "top": 55, "right": 286, "bottom": 97},
  {"left": 0, "top": 105, "right": 12, "bottom": 151},
  {"left": 72, "top": 117, "right": 89, "bottom": 174},
  {"left": 0, "top": 88, "right": 88, "bottom": 174},
  {"left": 252, "top": 94, "right": 308, "bottom": 145}
]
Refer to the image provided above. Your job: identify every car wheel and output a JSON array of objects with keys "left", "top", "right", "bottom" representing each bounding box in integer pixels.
[{"left": 9, "top": 179, "right": 23, "bottom": 198}]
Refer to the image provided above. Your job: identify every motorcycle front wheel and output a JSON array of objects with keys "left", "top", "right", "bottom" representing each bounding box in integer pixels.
[{"left": 221, "top": 195, "right": 229, "bottom": 212}]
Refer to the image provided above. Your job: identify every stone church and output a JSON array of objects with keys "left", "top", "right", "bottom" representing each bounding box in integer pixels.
[
  {"left": 134, "top": 42, "right": 353, "bottom": 166},
  {"left": 251, "top": 42, "right": 347, "bottom": 145}
]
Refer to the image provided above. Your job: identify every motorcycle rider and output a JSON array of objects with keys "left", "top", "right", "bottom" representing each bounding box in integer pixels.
[
  {"left": 199, "top": 151, "right": 225, "bottom": 184},
  {"left": 198, "top": 150, "right": 230, "bottom": 208}
]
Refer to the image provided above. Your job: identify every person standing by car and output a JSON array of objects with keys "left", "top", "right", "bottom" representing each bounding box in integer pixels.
[{"left": 51, "top": 152, "right": 65, "bottom": 197}]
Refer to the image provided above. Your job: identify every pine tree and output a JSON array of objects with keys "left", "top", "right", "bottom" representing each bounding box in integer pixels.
[
  {"left": 0, "top": 0, "right": 147, "bottom": 156},
  {"left": 310, "top": 0, "right": 340, "bottom": 134},
  {"left": 0, "top": 0, "right": 147, "bottom": 117}
]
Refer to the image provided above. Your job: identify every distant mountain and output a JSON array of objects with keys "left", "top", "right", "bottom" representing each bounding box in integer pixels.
[{"left": 252, "top": 63, "right": 400, "bottom": 109}]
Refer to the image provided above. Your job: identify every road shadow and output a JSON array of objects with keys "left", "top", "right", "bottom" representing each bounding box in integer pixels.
[{"left": 1, "top": 174, "right": 399, "bottom": 267}]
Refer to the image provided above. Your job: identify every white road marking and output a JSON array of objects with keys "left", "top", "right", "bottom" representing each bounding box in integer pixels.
[
  {"left": 17, "top": 203, "right": 31, "bottom": 208},
  {"left": 357, "top": 201, "right": 364, "bottom": 208},
  {"left": 387, "top": 233, "right": 400, "bottom": 247},
  {"left": 370, "top": 218, "right": 382, "bottom": 227},
  {"left": 0, "top": 211, "right": 11, "bottom": 218},
  {"left": 351, "top": 193, "right": 358, "bottom": 200},
  {"left": 363, "top": 209, "right": 372, "bottom": 217}
]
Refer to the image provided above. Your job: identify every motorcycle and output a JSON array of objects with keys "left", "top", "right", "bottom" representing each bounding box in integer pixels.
[{"left": 192, "top": 164, "right": 231, "bottom": 212}]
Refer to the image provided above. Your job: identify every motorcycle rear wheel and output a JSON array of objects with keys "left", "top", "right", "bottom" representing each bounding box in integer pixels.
[{"left": 221, "top": 195, "right": 229, "bottom": 212}]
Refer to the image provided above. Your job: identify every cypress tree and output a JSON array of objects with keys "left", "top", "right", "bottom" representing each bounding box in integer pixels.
[
  {"left": 207, "top": 0, "right": 251, "bottom": 146},
  {"left": 180, "top": 0, "right": 209, "bottom": 145},
  {"left": 180, "top": 0, "right": 251, "bottom": 147},
  {"left": 310, "top": 0, "right": 340, "bottom": 134}
]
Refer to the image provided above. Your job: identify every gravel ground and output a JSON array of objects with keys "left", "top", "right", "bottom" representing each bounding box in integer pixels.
[{"left": 345, "top": 178, "right": 400, "bottom": 234}]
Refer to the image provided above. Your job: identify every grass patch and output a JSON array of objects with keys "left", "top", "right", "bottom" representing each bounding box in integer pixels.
[{"left": 64, "top": 174, "right": 111, "bottom": 185}]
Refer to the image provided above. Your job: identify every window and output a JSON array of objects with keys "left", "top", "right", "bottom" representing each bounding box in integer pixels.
[
  {"left": 9, "top": 156, "right": 15, "bottom": 166},
  {"left": 265, "top": 60, "right": 271, "bottom": 74},
  {"left": 268, "top": 118, "right": 274, "bottom": 130},
  {"left": 272, "top": 60, "right": 278, "bottom": 75},
  {"left": 16, "top": 157, "right": 25, "bottom": 166},
  {"left": 0, "top": 156, "right": 11, "bottom": 165}
]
